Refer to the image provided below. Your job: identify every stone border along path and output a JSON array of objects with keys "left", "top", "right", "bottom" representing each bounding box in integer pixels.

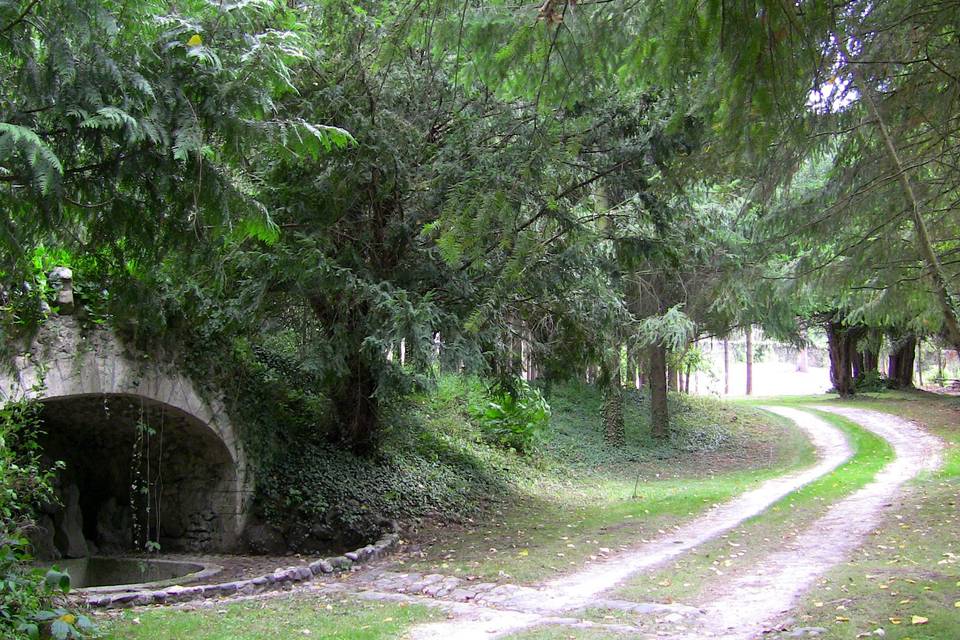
[
  {"left": 79, "top": 526, "right": 402, "bottom": 609},
  {"left": 346, "top": 406, "right": 941, "bottom": 640}
]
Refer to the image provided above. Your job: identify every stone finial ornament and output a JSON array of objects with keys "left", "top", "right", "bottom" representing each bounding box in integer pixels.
[{"left": 48, "top": 266, "right": 74, "bottom": 315}]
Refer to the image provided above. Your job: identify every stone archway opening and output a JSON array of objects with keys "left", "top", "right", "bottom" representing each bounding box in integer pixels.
[{"left": 30, "top": 393, "right": 239, "bottom": 560}]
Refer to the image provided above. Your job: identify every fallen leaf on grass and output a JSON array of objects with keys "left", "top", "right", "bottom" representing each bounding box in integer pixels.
[{"left": 911, "top": 616, "right": 928, "bottom": 625}]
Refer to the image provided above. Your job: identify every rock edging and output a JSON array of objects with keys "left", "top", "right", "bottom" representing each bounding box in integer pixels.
[{"left": 82, "top": 526, "right": 400, "bottom": 609}]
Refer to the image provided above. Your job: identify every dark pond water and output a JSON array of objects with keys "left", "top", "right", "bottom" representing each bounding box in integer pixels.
[{"left": 44, "top": 557, "right": 205, "bottom": 589}]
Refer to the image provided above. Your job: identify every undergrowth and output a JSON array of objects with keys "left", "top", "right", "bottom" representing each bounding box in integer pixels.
[{"left": 242, "top": 363, "right": 772, "bottom": 548}]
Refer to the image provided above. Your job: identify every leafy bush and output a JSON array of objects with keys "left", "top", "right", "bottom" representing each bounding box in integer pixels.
[
  {"left": 471, "top": 381, "right": 551, "bottom": 454},
  {"left": 0, "top": 396, "right": 94, "bottom": 639},
  {"left": 0, "top": 395, "right": 59, "bottom": 538},
  {"left": 855, "top": 371, "right": 888, "bottom": 392},
  {"left": 0, "top": 541, "right": 92, "bottom": 640}
]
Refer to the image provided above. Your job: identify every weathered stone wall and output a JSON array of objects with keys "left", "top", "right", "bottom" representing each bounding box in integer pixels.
[{"left": 0, "top": 315, "right": 252, "bottom": 556}]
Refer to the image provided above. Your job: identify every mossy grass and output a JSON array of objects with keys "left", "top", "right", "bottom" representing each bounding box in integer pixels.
[
  {"left": 393, "top": 381, "right": 817, "bottom": 583},
  {"left": 99, "top": 591, "right": 438, "bottom": 640}
]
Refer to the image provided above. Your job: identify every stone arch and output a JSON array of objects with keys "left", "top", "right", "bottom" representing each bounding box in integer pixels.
[{"left": 0, "top": 317, "right": 251, "bottom": 557}]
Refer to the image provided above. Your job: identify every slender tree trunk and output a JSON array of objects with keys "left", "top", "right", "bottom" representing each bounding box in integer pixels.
[
  {"left": 723, "top": 338, "right": 730, "bottom": 394},
  {"left": 745, "top": 325, "right": 753, "bottom": 396},
  {"left": 825, "top": 320, "right": 855, "bottom": 397},
  {"left": 917, "top": 339, "right": 924, "bottom": 388},
  {"left": 648, "top": 344, "right": 669, "bottom": 439},
  {"left": 796, "top": 346, "right": 809, "bottom": 373},
  {"left": 858, "top": 78, "right": 960, "bottom": 354}
]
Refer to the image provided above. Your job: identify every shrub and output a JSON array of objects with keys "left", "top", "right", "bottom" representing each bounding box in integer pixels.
[
  {"left": 855, "top": 371, "right": 888, "bottom": 392},
  {"left": 471, "top": 381, "right": 551, "bottom": 454},
  {"left": 0, "top": 395, "right": 94, "bottom": 639},
  {"left": 0, "top": 540, "right": 93, "bottom": 640},
  {"left": 0, "top": 395, "right": 59, "bottom": 530}
]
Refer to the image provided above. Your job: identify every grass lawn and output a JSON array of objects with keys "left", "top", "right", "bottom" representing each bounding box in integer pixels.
[
  {"left": 95, "top": 382, "right": 815, "bottom": 640},
  {"left": 393, "top": 386, "right": 817, "bottom": 583},
  {"left": 98, "top": 590, "right": 439, "bottom": 640}
]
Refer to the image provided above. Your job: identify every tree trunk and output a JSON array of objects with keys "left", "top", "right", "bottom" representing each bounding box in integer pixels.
[
  {"left": 723, "top": 338, "right": 730, "bottom": 394},
  {"left": 916, "top": 339, "right": 923, "bottom": 388},
  {"left": 887, "top": 334, "right": 917, "bottom": 389},
  {"left": 862, "top": 349, "right": 879, "bottom": 375},
  {"left": 851, "top": 350, "right": 864, "bottom": 380},
  {"left": 796, "top": 346, "right": 809, "bottom": 373},
  {"left": 825, "top": 320, "right": 855, "bottom": 397},
  {"left": 857, "top": 75, "right": 960, "bottom": 354},
  {"left": 648, "top": 344, "right": 669, "bottom": 439},
  {"left": 848, "top": 325, "right": 867, "bottom": 382},
  {"left": 667, "top": 364, "right": 679, "bottom": 392},
  {"left": 331, "top": 352, "right": 380, "bottom": 453},
  {"left": 312, "top": 298, "right": 382, "bottom": 453},
  {"left": 601, "top": 352, "right": 625, "bottom": 445},
  {"left": 745, "top": 325, "right": 753, "bottom": 396}
]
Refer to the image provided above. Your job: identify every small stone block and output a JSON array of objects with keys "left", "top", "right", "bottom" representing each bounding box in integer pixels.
[
  {"left": 202, "top": 584, "right": 222, "bottom": 597},
  {"left": 110, "top": 593, "right": 138, "bottom": 608},
  {"left": 310, "top": 559, "right": 334, "bottom": 575}
]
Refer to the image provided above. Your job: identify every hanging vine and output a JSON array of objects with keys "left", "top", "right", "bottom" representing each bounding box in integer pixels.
[{"left": 128, "top": 400, "right": 162, "bottom": 552}]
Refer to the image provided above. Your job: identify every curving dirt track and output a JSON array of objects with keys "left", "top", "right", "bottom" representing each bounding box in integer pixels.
[
  {"left": 681, "top": 406, "right": 942, "bottom": 639},
  {"left": 396, "top": 406, "right": 942, "bottom": 640}
]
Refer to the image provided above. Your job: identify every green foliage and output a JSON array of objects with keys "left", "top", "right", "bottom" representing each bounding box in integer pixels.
[
  {"left": 0, "top": 540, "right": 92, "bottom": 640},
  {"left": 0, "top": 394, "right": 91, "bottom": 639},
  {"left": 222, "top": 355, "right": 752, "bottom": 545},
  {"left": 0, "top": 395, "right": 58, "bottom": 532},
  {"left": 0, "top": 0, "right": 352, "bottom": 288},
  {"left": 854, "top": 371, "right": 888, "bottom": 393},
  {"left": 470, "top": 381, "right": 551, "bottom": 454},
  {"left": 240, "top": 359, "right": 515, "bottom": 540},
  {"left": 544, "top": 382, "right": 740, "bottom": 468}
]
